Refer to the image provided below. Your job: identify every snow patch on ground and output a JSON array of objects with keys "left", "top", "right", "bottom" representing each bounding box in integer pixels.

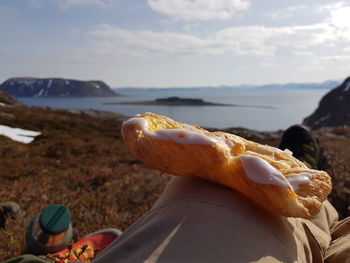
[
  {"left": 0, "top": 125, "right": 41, "bottom": 144},
  {"left": 319, "top": 114, "right": 330, "bottom": 122},
  {"left": 23, "top": 80, "right": 35, "bottom": 87},
  {"left": 34, "top": 89, "right": 44, "bottom": 97},
  {"left": 343, "top": 81, "right": 350, "bottom": 92},
  {"left": 314, "top": 114, "right": 331, "bottom": 126},
  {"left": 92, "top": 83, "right": 100, "bottom": 89},
  {"left": 47, "top": 79, "right": 53, "bottom": 88}
]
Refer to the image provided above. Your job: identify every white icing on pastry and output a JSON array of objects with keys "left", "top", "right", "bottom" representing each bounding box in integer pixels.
[
  {"left": 122, "top": 117, "right": 217, "bottom": 145},
  {"left": 286, "top": 173, "right": 313, "bottom": 191},
  {"left": 154, "top": 129, "right": 216, "bottom": 144},
  {"left": 122, "top": 117, "right": 149, "bottom": 132},
  {"left": 240, "top": 155, "right": 291, "bottom": 189},
  {"left": 240, "top": 155, "right": 314, "bottom": 191}
]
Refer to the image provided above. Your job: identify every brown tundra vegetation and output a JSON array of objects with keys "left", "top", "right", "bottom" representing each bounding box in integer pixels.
[{"left": 0, "top": 105, "right": 350, "bottom": 261}]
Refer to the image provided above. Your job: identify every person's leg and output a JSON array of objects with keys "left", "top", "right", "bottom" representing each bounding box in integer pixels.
[
  {"left": 324, "top": 214, "right": 350, "bottom": 262},
  {"left": 94, "top": 176, "right": 325, "bottom": 263},
  {"left": 94, "top": 124, "right": 337, "bottom": 263},
  {"left": 278, "top": 124, "right": 342, "bottom": 261}
]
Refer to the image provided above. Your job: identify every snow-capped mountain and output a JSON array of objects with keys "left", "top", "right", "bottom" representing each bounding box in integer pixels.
[{"left": 0, "top": 78, "right": 119, "bottom": 97}]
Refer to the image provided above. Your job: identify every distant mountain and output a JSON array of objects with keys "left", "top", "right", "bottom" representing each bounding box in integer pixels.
[
  {"left": 250, "top": 80, "right": 341, "bottom": 91},
  {"left": 303, "top": 77, "right": 350, "bottom": 129},
  {"left": 114, "top": 80, "right": 341, "bottom": 94},
  {"left": 0, "top": 77, "right": 119, "bottom": 97}
]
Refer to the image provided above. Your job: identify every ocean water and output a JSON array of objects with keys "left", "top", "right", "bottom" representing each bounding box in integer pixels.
[{"left": 18, "top": 89, "right": 328, "bottom": 131}]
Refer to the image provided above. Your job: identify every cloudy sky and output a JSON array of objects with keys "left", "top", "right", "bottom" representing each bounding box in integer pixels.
[{"left": 1, "top": 0, "right": 350, "bottom": 87}]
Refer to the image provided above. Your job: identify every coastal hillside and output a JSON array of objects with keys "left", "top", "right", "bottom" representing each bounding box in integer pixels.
[
  {"left": 0, "top": 77, "right": 119, "bottom": 97},
  {"left": 0, "top": 103, "right": 350, "bottom": 260},
  {"left": 304, "top": 77, "right": 350, "bottom": 129},
  {"left": 0, "top": 91, "right": 22, "bottom": 106}
]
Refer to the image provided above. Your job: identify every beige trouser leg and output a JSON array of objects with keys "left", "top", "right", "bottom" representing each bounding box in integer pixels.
[
  {"left": 324, "top": 211, "right": 350, "bottom": 262},
  {"left": 95, "top": 176, "right": 341, "bottom": 263}
]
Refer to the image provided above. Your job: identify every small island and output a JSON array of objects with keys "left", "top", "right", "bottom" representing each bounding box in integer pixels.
[
  {"left": 119, "top": 97, "right": 231, "bottom": 106},
  {"left": 103, "top": 96, "right": 275, "bottom": 109}
]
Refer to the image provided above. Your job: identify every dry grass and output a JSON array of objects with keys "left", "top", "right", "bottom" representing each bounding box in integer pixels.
[
  {"left": 315, "top": 127, "right": 350, "bottom": 219},
  {"left": 1, "top": 106, "right": 350, "bottom": 261},
  {"left": 0, "top": 106, "right": 170, "bottom": 260}
]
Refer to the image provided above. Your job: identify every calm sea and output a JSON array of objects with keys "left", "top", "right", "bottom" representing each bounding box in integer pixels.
[{"left": 18, "top": 89, "right": 328, "bottom": 131}]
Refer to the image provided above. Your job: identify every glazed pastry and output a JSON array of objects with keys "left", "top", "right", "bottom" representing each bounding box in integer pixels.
[{"left": 122, "top": 112, "right": 332, "bottom": 219}]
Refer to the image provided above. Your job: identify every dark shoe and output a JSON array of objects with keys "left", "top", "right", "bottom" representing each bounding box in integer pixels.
[
  {"left": 279, "top": 125, "right": 321, "bottom": 169},
  {"left": 0, "top": 201, "right": 20, "bottom": 228}
]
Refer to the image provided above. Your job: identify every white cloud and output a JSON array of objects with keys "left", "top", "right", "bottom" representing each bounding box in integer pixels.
[
  {"left": 304, "top": 51, "right": 350, "bottom": 75},
  {"left": 86, "top": 25, "right": 213, "bottom": 58},
  {"left": 265, "top": 5, "right": 308, "bottom": 20},
  {"left": 329, "top": 7, "right": 350, "bottom": 28},
  {"left": 82, "top": 22, "right": 338, "bottom": 59},
  {"left": 147, "top": 0, "right": 250, "bottom": 21},
  {"left": 293, "top": 51, "right": 314, "bottom": 56},
  {"left": 82, "top": 1, "right": 350, "bottom": 59},
  {"left": 33, "top": 2, "right": 350, "bottom": 66},
  {"left": 265, "top": 2, "right": 350, "bottom": 43},
  {"left": 323, "top": 5, "right": 350, "bottom": 43},
  {"left": 318, "top": 55, "right": 350, "bottom": 62},
  {"left": 260, "top": 61, "right": 279, "bottom": 68},
  {"left": 215, "top": 23, "right": 335, "bottom": 55},
  {"left": 316, "top": 1, "right": 346, "bottom": 12},
  {"left": 265, "top": 2, "right": 348, "bottom": 21}
]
